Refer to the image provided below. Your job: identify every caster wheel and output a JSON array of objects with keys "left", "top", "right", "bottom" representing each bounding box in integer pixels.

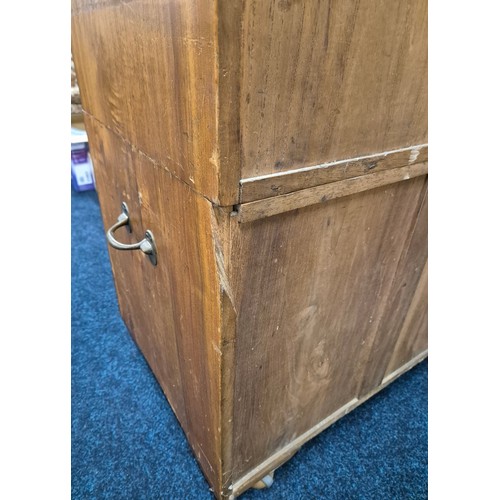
[{"left": 252, "top": 471, "right": 274, "bottom": 490}]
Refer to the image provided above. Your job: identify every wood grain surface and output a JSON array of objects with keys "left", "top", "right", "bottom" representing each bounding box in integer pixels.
[
  {"left": 228, "top": 177, "right": 428, "bottom": 479},
  {"left": 231, "top": 349, "right": 427, "bottom": 497},
  {"left": 72, "top": 0, "right": 428, "bottom": 497},
  {"left": 359, "top": 181, "right": 428, "bottom": 396},
  {"left": 72, "top": 0, "right": 427, "bottom": 206},
  {"left": 386, "top": 260, "right": 428, "bottom": 376},
  {"left": 84, "top": 115, "right": 228, "bottom": 496},
  {"left": 72, "top": 0, "right": 221, "bottom": 202},
  {"left": 216, "top": 1, "right": 245, "bottom": 204},
  {"left": 240, "top": 145, "right": 428, "bottom": 203},
  {"left": 239, "top": 0, "right": 427, "bottom": 178},
  {"left": 237, "top": 162, "right": 428, "bottom": 223}
]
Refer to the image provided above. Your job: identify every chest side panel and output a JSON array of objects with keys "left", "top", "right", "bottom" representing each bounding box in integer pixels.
[{"left": 84, "top": 116, "right": 225, "bottom": 493}]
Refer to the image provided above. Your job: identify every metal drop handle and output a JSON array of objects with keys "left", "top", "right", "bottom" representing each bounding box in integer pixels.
[{"left": 106, "top": 202, "right": 157, "bottom": 266}]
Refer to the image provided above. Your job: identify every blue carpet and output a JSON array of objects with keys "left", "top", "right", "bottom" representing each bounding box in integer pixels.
[{"left": 72, "top": 189, "right": 428, "bottom": 499}]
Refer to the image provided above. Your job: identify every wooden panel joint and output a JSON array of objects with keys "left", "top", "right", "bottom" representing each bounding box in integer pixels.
[
  {"left": 240, "top": 145, "right": 428, "bottom": 203},
  {"left": 237, "top": 161, "right": 428, "bottom": 223}
]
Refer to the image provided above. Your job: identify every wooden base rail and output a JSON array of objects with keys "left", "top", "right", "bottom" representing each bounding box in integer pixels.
[{"left": 230, "top": 351, "right": 428, "bottom": 498}]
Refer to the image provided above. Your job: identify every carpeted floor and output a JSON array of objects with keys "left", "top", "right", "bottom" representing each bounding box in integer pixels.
[{"left": 72, "top": 188, "right": 428, "bottom": 500}]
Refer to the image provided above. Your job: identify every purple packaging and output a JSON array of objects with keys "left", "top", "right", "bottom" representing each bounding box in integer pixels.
[{"left": 71, "top": 128, "right": 95, "bottom": 191}]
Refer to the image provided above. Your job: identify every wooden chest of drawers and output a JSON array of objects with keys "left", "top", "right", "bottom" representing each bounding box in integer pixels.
[{"left": 72, "top": 0, "right": 427, "bottom": 497}]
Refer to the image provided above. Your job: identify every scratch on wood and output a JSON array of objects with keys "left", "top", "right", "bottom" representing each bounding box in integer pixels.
[
  {"left": 210, "top": 207, "right": 235, "bottom": 306},
  {"left": 409, "top": 147, "right": 421, "bottom": 164},
  {"left": 212, "top": 341, "right": 222, "bottom": 356}
]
